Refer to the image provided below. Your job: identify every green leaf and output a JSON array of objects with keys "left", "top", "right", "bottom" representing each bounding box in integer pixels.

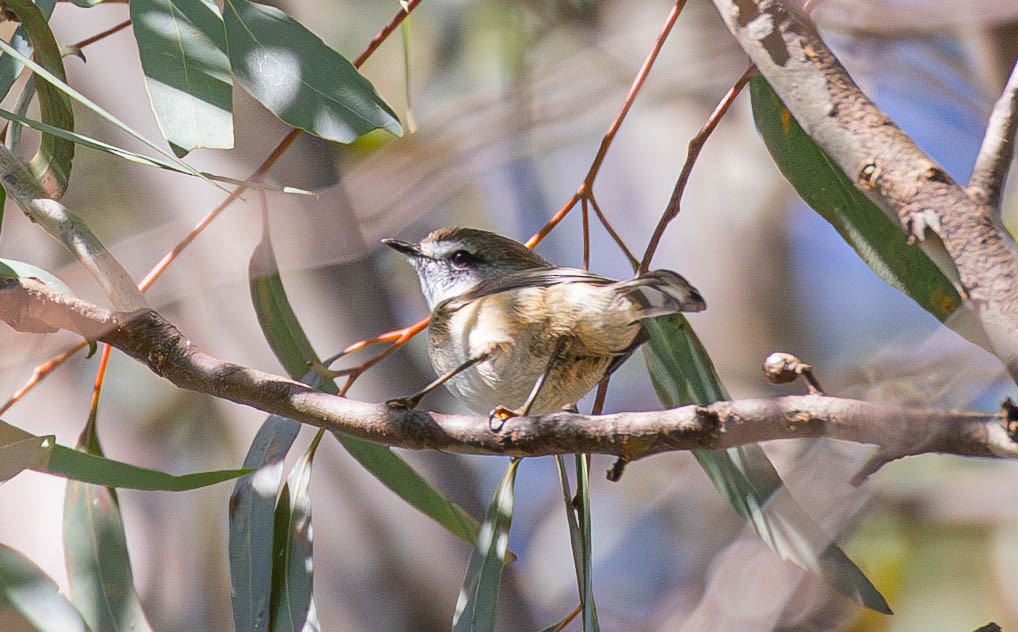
[
  {"left": 63, "top": 427, "right": 154, "bottom": 632},
  {"left": 0, "top": 543, "right": 89, "bottom": 632},
  {"left": 248, "top": 222, "right": 480, "bottom": 544},
  {"left": 131, "top": 0, "right": 234, "bottom": 156},
  {"left": 44, "top": 444, "right": 249, "bottom": 490},
  {"left": 643, "top": 315, "right": 891, "bottom": 614},
  {"left": 0, "top": 258, "right": 75, "bottom": 296},
  {"left": 229, "top": 412, "right": 302, "bottom": 632},
  {"left": 0, "top": 0, "right": 74, "bottom": 198},
  {"left": 554, "top": 456, "right": 598, "bottom": 632},
  {"left": 452, "top": 458, "right": 519, "bottom": 632},
  {"left": 269, "top": 429, "right": 322, "bottom": 632},
  {"left": 0, "top": 106, "right": 306, "bottom": 192},
  {"left": 335, "top": 435, "right": 480, "bottom": 544},
  {"left": 0, "top": 435, "right": 50, "bottom": 483},
  {"left": 0, "top": 419, "right": 249, "bottom": 490},
  {"left": 249, "top": 227, "right": 318, "bottom": 378},
  {"left": 0, "top": 36, "right": 211, "bottom": 186},
  {"left": 223, "top": 0, "right": 402, "bottom": 143},
  {"left": 0, "top": 0, "right": 55, "bottom": 100},
  {"left": 749, "top": 76, "right": 961, "bottom": 322}
]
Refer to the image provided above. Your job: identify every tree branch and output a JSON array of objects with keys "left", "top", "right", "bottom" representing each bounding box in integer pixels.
[
  {"left": 2, "top": 277, "right": 1014, "bottom": 469},
  {"left": 969, "top": 56, "right": 1018, "bottom": 212},
  {"left": 707, "top": 0, "right": 1018, "bottom": 383}
]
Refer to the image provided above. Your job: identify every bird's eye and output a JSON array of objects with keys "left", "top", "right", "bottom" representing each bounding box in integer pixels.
[{"left": 449, "top": 250, "right": 476, "bottom": 269}]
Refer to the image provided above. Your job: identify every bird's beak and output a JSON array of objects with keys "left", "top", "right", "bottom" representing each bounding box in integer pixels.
[{"left": 381, "top": 238, "right": 421, "bottom": 257}]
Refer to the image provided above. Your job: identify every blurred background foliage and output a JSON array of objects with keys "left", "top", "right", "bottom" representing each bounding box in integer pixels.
[{"left": 1, "top": 0, "right": 1017, "bottom": 630}]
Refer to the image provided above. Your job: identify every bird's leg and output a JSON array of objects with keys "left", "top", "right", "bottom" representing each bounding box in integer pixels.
[
  {"left": 386, "top": 351, "right": 491, "bottom": 410},
  {"left": 489, "top": 338, "right": 567, "bottom": 431}
]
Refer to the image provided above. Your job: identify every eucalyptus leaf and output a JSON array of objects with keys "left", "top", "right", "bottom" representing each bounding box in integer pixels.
[
  {"left": 0, "top": 0, "right": 73, "bottom": 197},
  {"left": 269, "top": 430, "right": 322, "bottom": 632},
  {"left": 749, "top": 76, "right": 961, "bottom": 323},
  {"left": 0, "top": 0, "right": 55, "bottom": 100},
  {"left": 131, "top": 0, "right": 234, "bottom": 156},
  {"left": 63, "top": 425, "right": 154, "bottom": 632},
  {"left": 0, "top": 543, "right": 89, "bottom": 632},
  {"left": 452, "top": 459, "right": 519, "bottom": 632},
  {"left": 0, "top": 420, "right": 249, "bottom": 490},
  {"left": 643, "top": 315, "right": 891, "bottom": 613},
  {"left": 223, "top": 0, "right": 402, "bottom": 143}
]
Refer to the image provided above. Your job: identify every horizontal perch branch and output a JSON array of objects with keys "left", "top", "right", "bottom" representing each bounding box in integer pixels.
[{"left": 2, "top": 277, "right": 1015, "bottom": 466}]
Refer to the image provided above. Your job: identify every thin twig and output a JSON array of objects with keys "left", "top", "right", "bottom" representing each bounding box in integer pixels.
[
  {"left": 525, "top": 0, "right": 687, "bottom": 250},
  {"left": 3, "top": 2, "right": 423, "bottom": 412},
  {"left": 639, "top": 65, "right": 756, "bottom": 273},
  {"left": 969, "top": 57, "right": 1018, "bottom": 212},
  {"left": 67, "top": 19, "right": 131, "bottom": 52}
]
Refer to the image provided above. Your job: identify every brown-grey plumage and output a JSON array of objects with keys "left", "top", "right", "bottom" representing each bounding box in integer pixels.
[{"left": 384, "top": 227, "right": 705, "bottom": 415}]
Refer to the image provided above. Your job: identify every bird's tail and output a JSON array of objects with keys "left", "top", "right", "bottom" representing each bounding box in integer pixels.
[{"left": 617, "top": 270, "right": 706, "bottom": 320}]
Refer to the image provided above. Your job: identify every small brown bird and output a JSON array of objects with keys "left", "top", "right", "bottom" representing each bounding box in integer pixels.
[{"left": 383, "top": 227, "right": 705, "bottom": 419}]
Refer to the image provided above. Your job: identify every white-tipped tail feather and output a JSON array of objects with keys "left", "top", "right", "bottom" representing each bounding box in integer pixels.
[{"left": 617, "top": 270, "right": 706, "bottom": 320}]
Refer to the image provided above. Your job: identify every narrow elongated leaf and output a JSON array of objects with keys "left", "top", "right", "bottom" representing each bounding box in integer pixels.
[
  {"left": 554, "top": 456, "right": 598, "bottom": 632},
  {"left": 749, "top": 76, "right": 961, "bottom": 322},
  {"left": 131, "top": 0, "right": 234, "bottom": 156},
  {"left": 269, "top": 429, "right": 322, "bottom": 632},
  {"left": 0, "top": 0, "right": 54, "bottom": 100},
  {"left": 223, "top": 0, "right": 402, "bottom": 143},
  {"left": 63, "top": 426, "right": 154, "bottom": 632},
  {"left": 574, "top": 455, "right": 598, "bottom": 631},
  {"left": 0, "top": 0, "right": 73, "bottom": 197},
  {"left": 229, "top": 413, "right": 303, "bottom": 632},
  {"left": 248, "top": 225, "right": 480, "bottom": 544},
  {"left": 0, "top": 419, "right": 249, "bottom": 490},
  {"left": 452, "top": 459, "right": 520, "bottom": 632},
  {"left": 0, "top": 37, "right": 210, "bottom": 185},
  {"left": 0, "top": 107, "right": 306, "bottom": 192},
  {"left": 44, "top": 444, "right": 249, "bottom": 490},
  {"left": 0, "top": 544, "right": 89, "bottom": 632},
  {"left": 643, "top": 315, "right": 891, "bottom": 613},
  {"left": 335, "top": 435, "right": 480, "bottom": 543}
]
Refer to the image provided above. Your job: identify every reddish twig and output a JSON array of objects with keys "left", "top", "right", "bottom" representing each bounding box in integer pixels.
[
  {"left": 3, "top": 3, "right": 423, "bottom": 413},
  {"left": 526, "top": 0, "right": 687, "bottom": 251},
  {"left": 68, "top": 19, "right": 132, "bottom": 52},
  {"left": 639, "top": 64, "right": 756, "bottom": 273}
]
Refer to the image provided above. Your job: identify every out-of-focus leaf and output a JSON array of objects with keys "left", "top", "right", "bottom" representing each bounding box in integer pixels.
[
  {"left": 229, "top": 413, "right": 303, "bottom": 632},
  {"left": 63, "top": 424, "right": 154, "bottom": 632},
  {"left": 0, "top": 434, "right": 50, "bottom": 483},
  {"left": 131, "top": 0, "right": 234, "bottom": 156},
  {"left": 0, "top": 543, "right": 89, "bottom": 632},
  {"left": 223, "top": 0, "right": 402, "bottom": 143},
  {"left": 0, "top": 420, "right": 249, "bottom": 490},
  {"left": 45, "top": 444, "right": 249, "bottom": 490},
  {"left": 249, "top": 227, "right": 317, "bottom": 378},
  {"left": 554, "top": 456, "right": 598, "bottom": 632},
  {"left": 749, "top": 76, "right": 961, "bottom": 322},
  {"left": 248, "top": 224, "right": 480, "bottom": 544},
  {"left": 0, "top": 107, "right": 299, "bottom": 191},
  {"left": 67, "top": 0, "right": 104, "bottom": 7},
  {"left": 336, "top": 435, "right": 480, "bottom": 543},
  {"left": 0, "top": 258, "right": 74, "bottom": 296},
  {"left": 0, "top": 37, "right": 209, "bottom": 184},
  {"left": 0, "top": 0, "right": 54, "bottom": 100},
  {"left": 643, "top": 315, "right": 891, "bottom": 614},
  {"left": 0, "top": 0, "right": 73, "bottom": 198},
  {"left": 452, "top": 458, "right": 519, "bottom": 632},
  {"left": 269, "top": 429, "right": 322, "bottom": 632}
]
